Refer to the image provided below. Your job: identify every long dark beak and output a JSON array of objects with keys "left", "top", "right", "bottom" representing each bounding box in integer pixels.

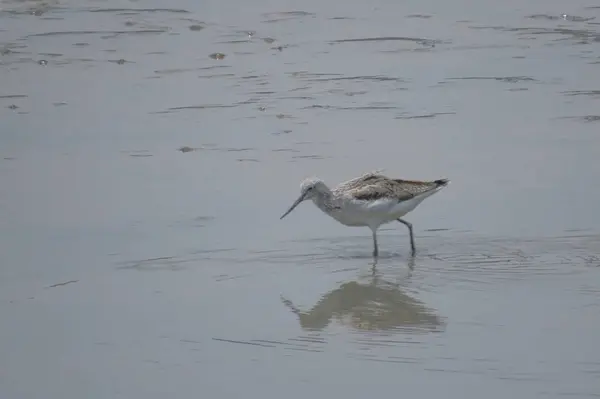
[{"left": 280, "top": 193, "right": 306, "bottom": 220}]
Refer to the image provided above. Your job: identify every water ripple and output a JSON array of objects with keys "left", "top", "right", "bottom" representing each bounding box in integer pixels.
[
  {"left": 448, "top": 76, "right": 538, "bottom": 83},
  {"left": 26, "top": 29, "right": 169, "bottom": 38},
  {"left": 87, "top": 8, "right": 190, "bottom": 14},
  {"left": 330, "top": 36, "right": 442, "bottom": 47}
]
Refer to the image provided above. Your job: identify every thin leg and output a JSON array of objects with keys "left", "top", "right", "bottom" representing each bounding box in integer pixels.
[
  {"left": 370, "top": 257, "right": 379, "bottom": 273},
  {"left": 372, "top": 230, "right": 379, "bottom": 258},
  {"left": 397, "top": 218, "right": 416, "bottom": 255}
]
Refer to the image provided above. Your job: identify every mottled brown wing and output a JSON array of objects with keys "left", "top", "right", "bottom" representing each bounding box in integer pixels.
[
  {"left": 392, "top": 179, "right": 439, "bottom": 196},
  {"left": 332, "top": 171, "right": 387, "bottom": 194},
  {"left": 348, "top": 181, "right": 415, "bottom": 202}
]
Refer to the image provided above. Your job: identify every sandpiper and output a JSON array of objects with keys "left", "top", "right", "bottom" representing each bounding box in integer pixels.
[{"left": 280, "top": 171, "right": 449, "bottom": 257}]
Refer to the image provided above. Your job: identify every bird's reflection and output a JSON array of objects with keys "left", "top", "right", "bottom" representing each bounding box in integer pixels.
[{"left": 281, "top": 256, "right": 444, "bottom": 333}]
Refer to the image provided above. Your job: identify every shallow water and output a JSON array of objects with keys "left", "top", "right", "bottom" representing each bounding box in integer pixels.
[{"left": 1, "top": 0, "right": 600, "bottom": 398}]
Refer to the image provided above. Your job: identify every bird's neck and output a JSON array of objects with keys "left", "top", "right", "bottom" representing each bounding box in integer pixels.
[{"left": 312, "top": 190, "right": 337, "bottom": 214}]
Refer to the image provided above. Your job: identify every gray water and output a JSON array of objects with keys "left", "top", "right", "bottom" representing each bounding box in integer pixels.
[{"left": 2, "top": 0, "right": 600, "bottom": 398}]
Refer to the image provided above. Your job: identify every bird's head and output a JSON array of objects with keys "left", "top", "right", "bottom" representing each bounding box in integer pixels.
[{"left": 280, "top": 177, "right": 329, "bottom": 219}]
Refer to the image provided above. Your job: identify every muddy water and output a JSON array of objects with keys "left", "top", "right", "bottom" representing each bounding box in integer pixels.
[{"left": 2, "top": 0, "right": 600, "bottom": 397}]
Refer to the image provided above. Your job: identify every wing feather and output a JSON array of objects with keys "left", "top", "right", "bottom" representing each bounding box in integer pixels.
[
  {"left": 347, "top": 178, "right": 440, "bottom": 202},
  {"left": 332, "top": 170, "right": 386, "bottom": 194}
]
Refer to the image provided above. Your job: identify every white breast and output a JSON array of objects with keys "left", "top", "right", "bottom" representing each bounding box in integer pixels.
[
  {"left": 311, "top": 186, "right": 443, "bottom": 229},
  {"left": 336, "top": 189, "right": 441, "bottom": 228}
]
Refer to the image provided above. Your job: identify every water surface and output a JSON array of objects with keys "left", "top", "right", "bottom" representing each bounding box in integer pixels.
[{"left": 1, "top": 0, "right": 600, "bottom": 398}]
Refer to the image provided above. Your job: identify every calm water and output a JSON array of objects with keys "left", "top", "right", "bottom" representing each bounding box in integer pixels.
[{"left": 1, "top": 0, "right": 600, "bottom": 398}]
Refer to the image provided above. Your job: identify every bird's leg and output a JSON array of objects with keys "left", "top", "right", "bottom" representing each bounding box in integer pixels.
[
  {"left": 397, "top": 218, "right": 416, "bottom": 255},
  {"left": 370, "top": 257, "right": 379, "bottom": 273},
  {"left": 371, "top": 229, "right": 379, "bottom": 258}
]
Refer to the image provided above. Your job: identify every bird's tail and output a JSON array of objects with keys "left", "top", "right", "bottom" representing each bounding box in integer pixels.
[{"left": 434, "top": 178, "right": 450, "bottom": 187}]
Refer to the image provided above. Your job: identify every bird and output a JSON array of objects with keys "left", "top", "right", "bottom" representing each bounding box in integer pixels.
[{"left": 280, "top": 170, "right": 450, "bottom": 258}]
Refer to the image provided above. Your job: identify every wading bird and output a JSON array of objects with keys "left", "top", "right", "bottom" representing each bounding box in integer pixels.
[{"left": 280, "top": 171, "right": 449, "bottom": 257}]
